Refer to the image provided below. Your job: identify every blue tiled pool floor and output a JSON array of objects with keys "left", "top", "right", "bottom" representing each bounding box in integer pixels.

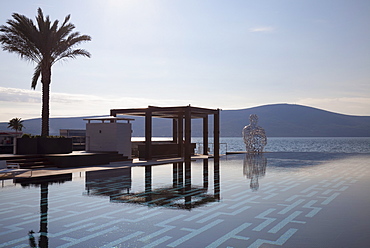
[{"left": 1, "top": 153, "right": 369, "bottom": 247}]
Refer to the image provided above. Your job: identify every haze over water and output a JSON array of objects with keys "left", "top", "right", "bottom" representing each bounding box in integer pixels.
[{"left": 191, "top": 137, "right": 370, "bottom": 154}]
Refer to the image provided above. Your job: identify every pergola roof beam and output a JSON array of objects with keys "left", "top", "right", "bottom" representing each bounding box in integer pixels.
[{"left": 111, "top": 105, "right": 218, "bottom": 119}]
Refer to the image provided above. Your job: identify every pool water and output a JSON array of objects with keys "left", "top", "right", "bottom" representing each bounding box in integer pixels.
[{"left": 1, "top": 152, "right": 370, "bottom": 247}]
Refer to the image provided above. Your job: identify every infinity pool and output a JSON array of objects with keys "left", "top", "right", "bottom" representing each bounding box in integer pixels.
[{"left": 1, "top": 153, "right": 369, "bottom": 247}]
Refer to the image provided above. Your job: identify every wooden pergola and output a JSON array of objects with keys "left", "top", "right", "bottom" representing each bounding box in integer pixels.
[
  {"left": 110, "top": 105, "right": 220, "bottom": 161},
  {"left": 111, "top": 105, "right": 221, "bottom": 202}
]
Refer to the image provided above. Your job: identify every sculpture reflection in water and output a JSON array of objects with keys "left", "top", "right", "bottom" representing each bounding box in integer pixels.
[
  {"left": 14, "top": 174, "right": 72, "bottom": 248},
  {"left": 243, "top": 153, "right": 267, "bottom": 191},
  {"left": 242, "top": 114, "right": 267, "bottom": 153},
  {"left": 85, "top": 159, "right": 220, "bottom": 210}
]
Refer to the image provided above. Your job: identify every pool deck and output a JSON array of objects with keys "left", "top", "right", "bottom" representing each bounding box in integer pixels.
[{"left": 0, "top": 153, "right": 211, "bottom": 179}]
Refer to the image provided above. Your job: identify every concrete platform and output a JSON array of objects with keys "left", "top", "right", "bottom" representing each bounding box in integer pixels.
[
  {"left": 4, "top": 154, "right": 211, "bottom": 179},
  {"left": 0, "top": 151, "right": 129, "bottom": 169}
]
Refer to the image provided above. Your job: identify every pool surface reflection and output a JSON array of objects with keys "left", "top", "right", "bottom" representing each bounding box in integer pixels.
[{"left": 1, "top": 152, "right": 369, "bottom": 247}]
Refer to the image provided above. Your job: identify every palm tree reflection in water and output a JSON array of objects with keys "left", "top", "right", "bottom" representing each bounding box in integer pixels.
[
  {"left": 15, "top": 174, "right": 72, "bottom": 248},
  {"left": 39, "top": 183, "right": 49, "bottom": 247},
  {"left": 26, "top": 183, "right": 48, "bottom": 248},
  {"left": 28, "top": 230, "right": 37, "bottom": 248},
  {"left": 243, "top": 154, "right": 267, "bottom": 191}
]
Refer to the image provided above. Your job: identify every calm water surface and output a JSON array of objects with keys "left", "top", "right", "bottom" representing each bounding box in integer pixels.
[{"left": 1, "top": 152, "right": 370, "bottom": 247}]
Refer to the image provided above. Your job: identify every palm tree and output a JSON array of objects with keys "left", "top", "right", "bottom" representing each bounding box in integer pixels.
[
  {"left": 0, "top": 8, "right": 91, "bottom": 136},
  {"left": 8, "top": 117, "right": 24, "bottom": 133}
]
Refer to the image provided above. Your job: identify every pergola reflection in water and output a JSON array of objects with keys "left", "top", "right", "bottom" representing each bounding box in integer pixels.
[
  {"left": 86, "top": 105, "right": 222, "bottom": 209},
  {"left": 85, "top": 159, "right": 220, "bottom": 210}
]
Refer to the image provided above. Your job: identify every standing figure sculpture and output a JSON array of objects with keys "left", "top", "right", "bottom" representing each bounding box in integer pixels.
[{"left": 242, "top": 114, "right": 267, "bottom": 153}]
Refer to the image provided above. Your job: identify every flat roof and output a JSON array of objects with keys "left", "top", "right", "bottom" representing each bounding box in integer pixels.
[
  {"left": 0, "top": 131, "right": 22, "bottom": 135},
  {"left": 111, "top": 105, "right": 220, "bottom": 119},
  {"left": 83, "top": 116, "right": 135, "bottom": 123}
]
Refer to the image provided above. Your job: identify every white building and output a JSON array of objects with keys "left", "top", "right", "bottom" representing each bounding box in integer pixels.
[
  {"left": 0, "top": 131, "right": 22, "bottom": 154},
  {"left": 84, "top": 117, "right": 134, "bottom": 159}
]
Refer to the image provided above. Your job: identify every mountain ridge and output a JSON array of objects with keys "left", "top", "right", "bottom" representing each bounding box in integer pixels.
[
  {"left": 220, "top": 104, "right": 370, "bottom": 137},
  {"left": 1, "top": 104, "right": 369, "bottom": 137}
]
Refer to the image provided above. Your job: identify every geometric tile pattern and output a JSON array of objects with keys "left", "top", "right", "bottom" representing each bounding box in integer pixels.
[{"left": 0, "top": 153, "right": 369, "bottom": 248}]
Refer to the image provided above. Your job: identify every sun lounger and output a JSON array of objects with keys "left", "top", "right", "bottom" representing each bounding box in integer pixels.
[
  {"left": 0, "top": 160, "right": 32, "bottom": 178},
  {"left": 6, "top": 162, "right": 20, "bottom": 169}
]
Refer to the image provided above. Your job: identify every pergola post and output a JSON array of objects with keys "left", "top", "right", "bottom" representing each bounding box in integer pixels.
[
  {"left": 203, "top": 115, "right": 208, "bottom": 155},
  {"left": 177, "top": 112, "right": 183, "bottom": 157},
  {"left": 213, "top": 109, "right": 220, "bottom": 160},
  {"left": 172, "top": 119, "right": 178, "bottom": 143},
  {"left": 184, "top": 106, "right": 192, "bottom": 161},
  {"left": 184, "top": 107, "right": 192, "bottom": 206},
  {"left": 203, "top": 158, "right": 208, "bottom": 189},
  {"left": 145, "top": 165, "right": 152, "bottom": 202},
  {"left": 214, "top": 109, "right": 220, "bottom": 199},
  {"left": 178, "top": 162, "right": 183, "bottom": 187},
  {"left": 203, "top": 115, "right": 209, "bottom": 190},
  {"left": 172, "top": 162, "right": 178, "bottom": 188},
  {"left": 145, "top": 108, "right": 152, "bottom": 160}
]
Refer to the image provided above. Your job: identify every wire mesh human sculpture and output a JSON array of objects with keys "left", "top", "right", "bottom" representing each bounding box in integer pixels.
[{"left": 242, "top": 114, "right": 267, "bottom": 153}]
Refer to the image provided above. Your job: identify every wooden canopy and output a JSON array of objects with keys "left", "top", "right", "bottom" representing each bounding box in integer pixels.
[{"left": 110, "top": 105, "right": 220, "bottom": 161}]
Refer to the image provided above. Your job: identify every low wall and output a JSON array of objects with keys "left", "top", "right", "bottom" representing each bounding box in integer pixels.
[
  {"left": 137, "top": 142, "right": 196, "bottom": 159},
  {"left": 16, "top": 138, "right": 72, "bottom": 155},
  {"left": 46, "top": 153, "right": 111, "bottom": 168}
]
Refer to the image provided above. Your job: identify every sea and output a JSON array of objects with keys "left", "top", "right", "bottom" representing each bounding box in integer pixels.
[
  {"left": 193, "top": 137, "right": 370, "bottom": 154},
  {"left": 133, "top": 137, "right": 370, "bottom": 154}
]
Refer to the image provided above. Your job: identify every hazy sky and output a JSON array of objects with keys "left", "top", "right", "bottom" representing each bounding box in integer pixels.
[{"left": 1, "top": 0, "right": 370, "bottom": 122}]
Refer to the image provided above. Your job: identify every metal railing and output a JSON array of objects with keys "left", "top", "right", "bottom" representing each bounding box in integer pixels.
[
  {"left": 195, "top": 142, "right": 228, "bottom": 155},
  {"left": 70, "top": 136, "right": 86, "bottom": 146}
]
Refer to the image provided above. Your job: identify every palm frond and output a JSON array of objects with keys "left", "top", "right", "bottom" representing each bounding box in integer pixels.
[
  {"left": 56, "top": 22, "right": 75, "bottom": 41},
  {"left": 0, "top": 13, "right": 41, "bottom": 62},
  {"left": 52, "top": 32, "right": 91, "bottom": 61},
  {"left": 54, "top": 49, "right": 91, "bottom": 63},
  {"left": 31, "top": 63, "right": 42, "bottom": 89}
]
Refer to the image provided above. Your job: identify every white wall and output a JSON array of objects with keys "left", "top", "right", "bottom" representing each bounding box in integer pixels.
[
  {"left": 115, "top": 123, "right": 132, "bottom": 158},
  {"left": 86, "top": 122, "right": 132, "bottom": 158}
]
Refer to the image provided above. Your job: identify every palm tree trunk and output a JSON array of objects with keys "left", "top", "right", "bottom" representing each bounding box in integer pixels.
[{"left": 41, "top": 64, "right": 51, "bottom": 137}]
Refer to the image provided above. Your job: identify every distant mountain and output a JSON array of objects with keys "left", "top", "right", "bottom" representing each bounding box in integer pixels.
[
  {"left": 1, "top": 104, "right": 369, "bottom": 137},
  {"left": 220, "top": 104, "right": 370, "bottom": 137}
]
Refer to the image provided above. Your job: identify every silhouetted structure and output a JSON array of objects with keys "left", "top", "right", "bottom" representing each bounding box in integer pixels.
[{"left": 111, "top": 105, "right": 220, "bottom": 160}]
